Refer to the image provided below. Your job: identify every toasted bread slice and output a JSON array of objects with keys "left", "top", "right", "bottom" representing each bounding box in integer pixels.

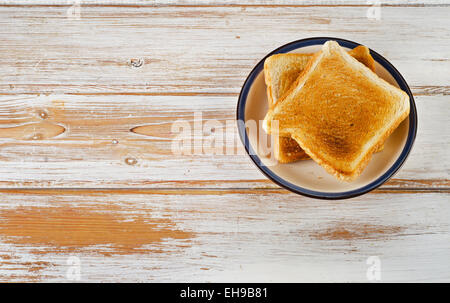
[
  {"left": 264, "top": 46, "right": 378, "bottom": 163},
  {"left": 347, "top": 44, "right": 376, "bottom": 72},
  {"left": 273, "top": 135, "right": 310, "bottom": 162},
  {"left": 264, "top": 41, "right": 410, "bottom": 181},
  {"left": 265, "top": 46, "right": 375, "bottom": 107},
  {"left": 265, "top": 53, "right": 312, "bottom": 108}
]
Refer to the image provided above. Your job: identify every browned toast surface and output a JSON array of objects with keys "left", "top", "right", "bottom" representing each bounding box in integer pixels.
[
  {"left": 274, "top": 136, "right": 310, "bottom": 163},
  {"left": 264, "top": 41, "right": 410, "bottom": 181},
  {"left": 264, "top": 45, "right": 379, "bottom": 163}
]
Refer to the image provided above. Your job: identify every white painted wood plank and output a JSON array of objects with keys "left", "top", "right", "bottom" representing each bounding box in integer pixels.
[
  {"left": 0, "top": 5, "right": 448, "bottom": 94},
  {"left": 0, "top": 2, "right": 447, "bottom": 284},
  {"left": 0, "top": 94, "right": 447, "bottom": 188},
  {"left": 1, "top": 1, "right": 448, "bottom": 6},
  {"left": 0, "top": 190, "right": 448, "bottom": 282}
]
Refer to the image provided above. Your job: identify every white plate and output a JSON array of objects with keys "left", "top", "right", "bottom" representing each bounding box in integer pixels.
[{"left": 237, "top": 37, "right": 417, "bottom": 199}]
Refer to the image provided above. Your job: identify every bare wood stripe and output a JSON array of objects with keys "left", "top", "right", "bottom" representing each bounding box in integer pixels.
[
  {"left": 1, "top": 1, "right": 449, "bottom": 8},
  {"left": 0, "top": 190, "right": 448, "bottom": 282},
  {"left": 0, "top": 86, "right": 447, "bottom": 96},
  {"left": 412, "top": 86, "right": 450, "bottom": 96},
  {"left": 1, "top": 4, "right": 449, "bottom": 8},
  {"left": 0, "top": 183, "right": 448, "bottom": 194},
  {"left": 0, "top": 177, "right": 449, "bottom": 191}
]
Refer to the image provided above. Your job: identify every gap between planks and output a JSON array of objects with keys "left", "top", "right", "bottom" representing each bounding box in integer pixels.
[
  {"left": 0, "top": 186, "right": 448, "bottom": 195},
  {"left": 1, "top": 4, "right": 449, "bottom": 8},
  {"left": 0, "top": 85, "right": 447, "bottom": 96}
]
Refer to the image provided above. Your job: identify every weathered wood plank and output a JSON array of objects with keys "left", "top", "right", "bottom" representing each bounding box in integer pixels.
[
  {"left": 0, "top": 190, "right": 448, "bottom": 282},
  {"left": 0, "top": 5, "right": 448, "bottom": 95},
  {"left": 1, "top": 1, "right": 449, "bottom": 7},
  {"left": 0, "top": 0, "right": 447, "bottom": 285},
  {"left": 0, "top": 94, "right": 447, "bottom": 188}
]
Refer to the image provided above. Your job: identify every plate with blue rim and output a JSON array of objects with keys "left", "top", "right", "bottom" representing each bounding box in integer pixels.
[{"left": 236, "top": 37, "right": 417, "bottom": 200}]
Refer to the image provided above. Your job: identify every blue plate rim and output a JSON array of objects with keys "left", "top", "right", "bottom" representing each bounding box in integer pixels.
[{"left": 236, "top": 37, "right": 418, "bottom": 200}]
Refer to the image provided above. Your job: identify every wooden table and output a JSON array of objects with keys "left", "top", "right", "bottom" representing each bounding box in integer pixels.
[{"left": 0, "top": 0, "right": 448, "bottom": 282}]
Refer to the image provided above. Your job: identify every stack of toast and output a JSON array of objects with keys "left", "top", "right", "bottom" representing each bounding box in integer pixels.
[{"left": 263, "top": 41, "right": 410, "bottom": 181}]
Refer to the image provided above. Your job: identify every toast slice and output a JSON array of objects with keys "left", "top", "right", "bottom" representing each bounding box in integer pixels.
[
  {"left": 265, "top": 46, "right": 376, "bottom": 107},
  {"left": 263, "top": 41, "right": 410, "bottom": 181},
  {"left": 264, "top": 45, "right": 378, "bottom": 163}
]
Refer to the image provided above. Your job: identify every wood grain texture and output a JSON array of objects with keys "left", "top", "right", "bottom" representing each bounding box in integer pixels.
[
  {"left": 0, "top": 5, "right": 448, "bottom": 95},
  {"left": 0, "top": 190, "right": 449, "bottom": 282},
  {"left": 2, "top": 1, "right": 449, "bottom": 6},
  {"left": 0, "top": 2, "right": 448, "bottom": 282},
  {"left": 0, "top": 94, "right": 448, "bottom": 188}
]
